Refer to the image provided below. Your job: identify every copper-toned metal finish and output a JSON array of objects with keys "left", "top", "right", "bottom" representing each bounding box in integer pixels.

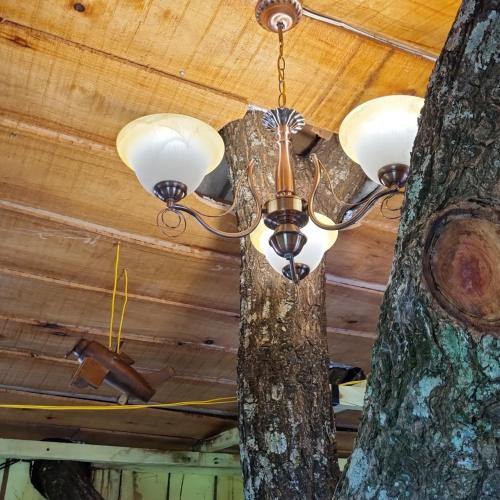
[
  {"left": 153, "top": 180, "right": 187, "bottom": 206},
  {"left": 255, "top": 0, "right": 302, "bottom": 32},
  {"left": 269, "top": 223, "right": 307, "bottom": 258},
  {"left": 378, "top": 163, "right": 410, "bottom": 188},
  {"left": 263, "top": 108, "right": 304, "bottom": 197},
  {"left": 276, "top": 123, "right": 295, "bottom": 196},
  {"left": 264, "top": 195, "right": 308, "bottom": 229},
  {"left": 69, "top": 339, "right": 173, "bottom": 402},
  {"left": 307, "top": 154, "right": 399, "bottom": 230},
  {"left": 282, "top": 262, "right": 310, "bottom": 282},
  {"left": 171, "top": 160, "right": 263, "bottom": 239}
]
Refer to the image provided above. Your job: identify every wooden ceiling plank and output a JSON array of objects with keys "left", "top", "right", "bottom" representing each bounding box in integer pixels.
[
  {"left": 0, "top": 313, "right": 374, "bottom": 380},
  {"left": 0, "top": 311, "right": 374, "bottom": 378},
  {"left": 326, "top": 225, "right": 397, "bottom": 285},
  {"left": 0, "top": 315, "right": 236, "bottom": 370},
  {"left": 0, "top": 20, "right": 246, "bottom": 139},
  {"left": 0, "top": 2, "right": 434, "bottom": 132},
  {"left": 326, "top": 332, "right": 374, "bottom": 373},
  {"left": 0, "top": 267, "right": 238, "bottom": 319},
  {"left": 0, "top": 272, "right": 241, "bottom": 349},
  {"left": 326, "top": 284, "right": 382, "bottom": 335},
  {"left": 0, "top": 314, "right": 237, "bottom": 356}
]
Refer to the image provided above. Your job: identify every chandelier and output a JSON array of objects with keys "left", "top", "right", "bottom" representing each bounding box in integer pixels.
[{"left": 116, "top": 0, "right": 423, "bottom": 283}]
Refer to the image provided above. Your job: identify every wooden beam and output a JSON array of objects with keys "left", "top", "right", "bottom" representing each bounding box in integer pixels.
[
  {"left": 0, "top": 438, "right": 242, "bottom": 470},
  {"left": 195, "top": 428, "right": 240, "bottom": 452},
  {"left": 0, "top": 113, "right": 116, "bottom": 155},
  {"left": 0, "top": 312, "right": 374, "bottom": 380},
  {"left": 325, "top": 274, "right": 385, "bottom": 294}
]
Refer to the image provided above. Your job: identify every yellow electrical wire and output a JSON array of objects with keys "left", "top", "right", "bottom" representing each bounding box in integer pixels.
[
  {"left": 108, "top": 243, "right": 121, "bottom": 350},
  {"left": 0, "top": 383, "right": 363, "bottom": 411},
  {"left": 108, "top": 243, "right": 129, "bottom": 353},
  {"left": 0, "top": 396, "right": 237, "bottom": 411},
  {"left": 116, "top": 268, "right": 128, "bottom": 354}
]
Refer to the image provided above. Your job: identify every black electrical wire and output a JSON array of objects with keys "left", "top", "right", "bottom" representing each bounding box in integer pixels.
[{"left": 0, "top": 459, "right": 21, "bottom": 471}]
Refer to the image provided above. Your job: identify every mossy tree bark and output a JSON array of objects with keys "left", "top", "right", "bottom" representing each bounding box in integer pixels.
[
  {"left": 336, "top": 1, "right": 499, "bottom": 499},
  {"left": 221, "top": 112, "right": 365, "bottom": 500}
]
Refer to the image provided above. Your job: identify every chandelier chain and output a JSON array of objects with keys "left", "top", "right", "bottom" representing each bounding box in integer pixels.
[{"left": 277, "top": 23, "right": 286, "bottom": 107}]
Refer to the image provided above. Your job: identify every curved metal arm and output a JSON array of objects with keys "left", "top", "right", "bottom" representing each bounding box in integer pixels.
[
  {"left": 308, "top": 154, "right": 399, "bottom": 231},
  {"left": 171, "top": 160, "right": 263, "bottom": 239}
]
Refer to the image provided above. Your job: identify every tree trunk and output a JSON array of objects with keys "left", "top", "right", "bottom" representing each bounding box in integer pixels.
[
  {"left": 336, "top": 1, "right": 499, "bottom": 499},
  {"left": 30, "top": 460, "right": 103, "bottom": 500},
  {"left": 221, "top": 112, "right": 365, "bottom": 500}
]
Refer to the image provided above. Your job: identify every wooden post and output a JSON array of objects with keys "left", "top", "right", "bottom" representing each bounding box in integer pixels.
[
  {"left": 336, "top": 1, "right": 499, "bottom": 498},
  {"left": 221, "top": 112, "right": 365, "bottom": 499}
]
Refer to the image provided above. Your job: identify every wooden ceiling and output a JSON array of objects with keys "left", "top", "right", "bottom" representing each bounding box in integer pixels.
[{"left": 0, "top": 0, "right": 459, "bottom": 455}]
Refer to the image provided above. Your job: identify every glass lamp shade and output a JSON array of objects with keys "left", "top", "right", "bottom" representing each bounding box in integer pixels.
[
  {"left": 116, "top": 114, "right": 225, "bottom": 195},
  {"left": 250, "top": 213, "right": 338, "bottom": 276},
  {"left": 339, "top": 95, "right": 424, "bottom": 184}
]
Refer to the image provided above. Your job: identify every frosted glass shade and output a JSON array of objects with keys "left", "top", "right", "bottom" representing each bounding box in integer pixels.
[
  {"left": 250, "top": 214, "right": 338, "bottom": 275},
  {"left": 339, "top": 95, "right": 424, "bottom": 184},
  {"left": 116, "top": 114, "right": 225, "bottom": 195}
]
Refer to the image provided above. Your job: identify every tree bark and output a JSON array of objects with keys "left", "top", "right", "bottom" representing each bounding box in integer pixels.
[
  {"left": 221, "top": 112, "right": 365, "bottom": 500},
  {"left": 336, "top": 1, "right": 499, "bottom": 499},
  {"left": 30, "top": 459, "right": 103, "bottom": 500}
]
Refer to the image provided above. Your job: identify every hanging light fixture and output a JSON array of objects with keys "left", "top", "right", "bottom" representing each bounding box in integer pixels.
[
  {"left": 338, "top": 95, "right": 424, "bottom": 187},
  {"left": 250, "top": 213, "right": 338, "bottom": 281},
  {"left": 116, "top": 0, "right": 424, "bottom": 283}
]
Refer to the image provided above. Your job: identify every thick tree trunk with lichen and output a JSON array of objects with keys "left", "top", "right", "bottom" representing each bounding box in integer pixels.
[
  {"left": 221, "top": 112, "right": 365, "bottom": 500},
  {"left": 336, "top": 1, "right": 500, "bottom": 499}
]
